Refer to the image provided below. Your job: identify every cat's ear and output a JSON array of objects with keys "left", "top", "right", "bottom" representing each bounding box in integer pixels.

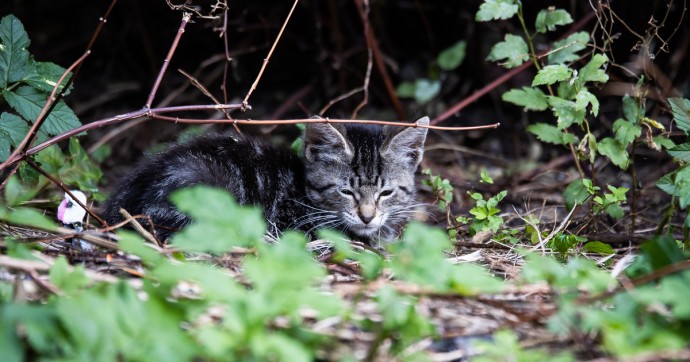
[
  {"left": 304, "top": 123, "right": 353, "bottom": 162},
  {"left": 382, "top": 116, "right": 429, "bottom": 166}
]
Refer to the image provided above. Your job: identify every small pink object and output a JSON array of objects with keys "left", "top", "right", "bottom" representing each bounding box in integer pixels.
[{"left": 56, "top": 191, "right": 87, "bottom": 224}]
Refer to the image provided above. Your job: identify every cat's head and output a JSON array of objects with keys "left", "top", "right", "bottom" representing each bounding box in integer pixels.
[{"left": 302, "top": 117, "right": 429, "bottom": 242}]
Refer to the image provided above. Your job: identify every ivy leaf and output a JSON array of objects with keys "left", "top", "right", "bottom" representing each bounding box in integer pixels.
[
  {"left": 564, "top": 178, "right": 591, "bottom": 210},
  {"left": 437, "top": 40, "right": 466, "bottom": 71},
  {"left": 547, "top": 96, "right": 586, "bottom": 128},
  {"left": 2, "top": 86, "right": 81, "bottom": 136},
  {"left": 527, "top": 123, "right": 576, "bottom": 145},
  {"left": 535, "top": 8, "right": 573, "bottom": 33},
  {"left": 598, "top": 137, "right": 629, "bottom": 169},
  {"left": 22, "top": 60, "right": 72, "bottom": 95},
  {"left": 532, "top": 64, "right": 572, "bottom": 86},
  {"left": 0, "top": 15, "right": 31, "bottom": 88},
  {"left": 486, "top": 34, "right": 529, "bottom": 69},
  {"left": 613, "top": 118, "right": 641, "bottom": 146},
  {"left": 502, "top": 87, "right": 548, "bottom": 111},
  {"left": 548, "top": 31, "right": 589, "bottom": 64},
  {"left": 475, "top": 0, "right": 518, "bottom": 21},
  {"left": 668, "top": 97, "right": 690, "bottom": 134},
  {"left": 668, "top": 142, "right": 690, "bottom": 162},
  {"left": 578, "top": 53, "right": 609, "bottom": 84}
]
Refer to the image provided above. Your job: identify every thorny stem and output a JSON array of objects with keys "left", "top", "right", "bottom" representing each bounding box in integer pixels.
[
  {"left": 242, "top": 0, "right": 299, "bottom": 109},
  {"left": 23, "top": 158, "right": 108, "bottom": 227},
  {"left": 145, "top": 12, "right": 192, "bottom": 108}
]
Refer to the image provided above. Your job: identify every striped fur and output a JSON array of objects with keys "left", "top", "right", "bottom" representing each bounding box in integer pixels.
[{"left": 103, "top": 117, "right": 428, "bottom": 243}]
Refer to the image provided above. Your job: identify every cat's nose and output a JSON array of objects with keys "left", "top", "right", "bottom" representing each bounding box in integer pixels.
[{"left": 358, "top": 212, "right": 374, "bottom": 224}]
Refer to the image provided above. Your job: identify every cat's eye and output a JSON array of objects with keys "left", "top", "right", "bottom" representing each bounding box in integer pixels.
[
  {"left": 340, "top": 189, "right": 356, "bottom": 198},
  {"left": 378, "top": 189, "right": 394, "bottom": 199}
]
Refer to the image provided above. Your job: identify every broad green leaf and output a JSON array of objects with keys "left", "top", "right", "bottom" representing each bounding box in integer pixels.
[
  {"left": 668, "top": 97, "right": 690, "bottom": 134},
  {"left": 49, "top": 256, "right": 90, "bottom": 294},
  {"left": 598, "top": 137, "right": 629, "bottom": 169},
  {"left": 578, "top": 53, "right": 609, "bottom": 83},
  {"left": 527, "top": 123, "right": 576, "bottom": 145},
  {"left": 548, "top": 96, "right": 586, "bottom": 128},
  {"left": 613, "top": 118, "right": 641, "bottom": 146},
  {"left": 437, "top": 40, "right": 466, "bottom": 71},
  {"left": 583, "top": 241, "right": 615, "bottom": 255},
  {"left": 2, "top": 207, "right": 58, "bottom": 231},
  {"left": 653, "top": 135, "right": 676, "bottom": 150},
  {"left": 22, "top": 60, "right": 72, "bottom": 95},
  {"left": 486, "top": 34, "right": 529, "bottom": 69},
  {"left": 475, "top": 0, "right": 518, "bottom": 21},
  {"left": 535, "top": 8, "right": 573, "bottom": 33},
  {"left": 548, "top": 31, "right": 589, "bottom": 64},
  {"left": 2, "top": 86, "right": 81, "bottom": 136},
  {"left": 668, "top": 142, "right": 690, "bottom": 161},
  {"left": 657, "top": 166, "right": 690, "bottom": 208},
  {"left": 532, "top": 64, "right": 572, "bottom": 86},
  {"left": 622, "top": 94, "right": 641, "bottom": 123},
  {"left": 502, "top": 87, "right": 548, "bottom": 111},
  {"left": 413, "top": 79, "right": 440, "bottom": 104},
  {"left": 4, "top": 175, "right": 39, "bottom": 207},
  {"left": 575, "top": 89, "right": 599, "bottom": 115},
  {"left": 0, "top": 15, "right": 31, "bottom": 88},
  {"left": 605, "top": 204, "right": 625, "bottom": 219},
  {"left": 564, "top": 178, "right": 591, "bottom": 210},
  {"left": 0, "top": 112, "right": 29, "bottom": 146}
]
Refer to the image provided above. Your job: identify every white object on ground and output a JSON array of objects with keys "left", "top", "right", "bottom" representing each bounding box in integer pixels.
[{"left": 57, "top": 191, "right": 87, "bottom": 224}]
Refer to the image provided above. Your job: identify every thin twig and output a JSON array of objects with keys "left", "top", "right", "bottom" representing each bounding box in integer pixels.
[
  {"left": 352, "top": 0, "right": 372, "bottom": 119},
  {"left": 145, "top": 12, "right": 193, "bottom": 108},
  {"left": 242, "top": 0, "right": 299, "bottom": 108},
  {"left": 118, "top": 208, "right": 162, "bottom": 247}
]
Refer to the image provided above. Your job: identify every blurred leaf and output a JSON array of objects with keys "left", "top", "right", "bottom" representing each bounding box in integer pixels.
[
  {"left": 613, "top": 118, "right": 641, "bottom": 147},
  {"left": 575, "top": 89, "right": 599, "bottom": 116},
  {"left": 437, "top": 40, "right": 466, "bottom": 71},
  {"left": 668, "top": 142, "right": 690, "bottom": 161},
  {"left": 622, "top": 94, "right": 641, "bottom": 123},
  {"left": 396, "top": 81, "right": 415, "bottom": 98},
  {"left": 598, "top": 137, "right": 629, "bottom": 169},
  {"left": 2, "top": 86, "right": 81, "bottom": 136},
  {"left": 475, "top": 0, "right": 518, "bottom": 21},
  {"left": 527, "top": 123, "right": 576, "bottom": 145},
  {"left": 532, "top": 64, "right": 572, "bottom": 86},
  {"left": 4, "top": 175, "right": 39, "bottom": 206},
  {"left": 413, "top": 79, "right": 440, "bottom": 104},
  {"left": 640, "top": 235, "right": 685, "bottom": 270},
  {"left": 502, "top": 87, "right": 548, "bottom": 111},
  {"left": 583, "top": 241, "right": 615, "bottom": 255},
  {"left": 49, "top": 256, "right": 90, "bottom": 294},
  {"left": 2, "top": 207, "right": 58, "bottom": 231},
  {"left": 486, "top": 34, "right": 528, "bottom": 68},
  {"left": 548, "top": 31, "right": 589, "bottom": 64},
  {"left": 535, "top": 8, "right": 573, "bottom": 33},
  {"left": 0, "top": 14, "right": 31, "bottom": 88},
  {"left": 668, "top": 97, "right": 690, "bottom": 134},
  {"left": 563, "top": 178, "right": 591, "bottom": 210}
]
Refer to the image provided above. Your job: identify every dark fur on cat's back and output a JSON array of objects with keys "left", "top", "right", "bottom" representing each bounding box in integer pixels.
[{"left": 103, "top": 117, "right": 429, "bottom": 243}]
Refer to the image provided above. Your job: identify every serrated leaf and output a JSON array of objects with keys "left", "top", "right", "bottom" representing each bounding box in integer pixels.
[
  {"left": 527, "top": 123, "right": 576, "bottom": 145},
  {"left": 668, "top": 143, "right": 690, "bottom": 162},
  {"left": 668, "top": 97, "right": 690, "bottom": 134},
  {"left": 598, "top": 137, "right": 629, "bottom": 169},
  {"left": 578, "top": 53, "right": 609, "bottom": 84},
  {"left": 564, "top": 178, "right": 591, "bottom": 210},
  {"left": 0, "top": 112, "right": 29, "bottom": 146},
  {"left": 532, "top": 64, "right": 572, "bottom": 86},
  {"left": 548, "top": 96, "right": 586, "bottom": 128},
  {"left": 22, "top": 60, "right": 72, "bottom": 95},
  {"left": 548, "top": 31, "right": 589, "bottom": 64},
  {"left": 438, "top": 40, "right": 466, "bottom": 71},
  {"left": 0, "top": 15, "right": 31, "bottom": 88},
  {"left": 2, "top": 86, "right": 81, "bottom": 136},
  {"left": 583, "top": 241, "right": 614, "bottom": 255},
  {"left": 575, "top": 89, "right": 599, "bottom": 115},
  {"left": 535, "top": 8, "right": 573, "bottom": 33},
  {"left": 622, "top": 94, "right": 641, "bottom": 123},
  {"left": 502, "top": 87, "right": 548, "bottom": 111},
  {"left": 486, "top": 34, "right": 529, "bottom": 69},
  {"left": 613, "top": 118, "right": 641, "bottom": 146},
  {"left": 475, "top": 0, "right": 518, "bottom": 21}
]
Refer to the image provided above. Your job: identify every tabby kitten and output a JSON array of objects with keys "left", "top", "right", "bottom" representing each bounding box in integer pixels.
[{"left": 103, "top": 117, "right": 429, "bottom": 243}]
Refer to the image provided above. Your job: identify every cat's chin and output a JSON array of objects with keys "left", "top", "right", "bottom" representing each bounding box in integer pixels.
[{"left": 349, "top": 225, "right": 380, "bottom": 238}]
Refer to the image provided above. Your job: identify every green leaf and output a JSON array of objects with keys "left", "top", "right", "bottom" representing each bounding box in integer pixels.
[
  {"left": 548, "top": 31, "right": 589, "bottom": 64},
  {"left": 2, "top": 86, "right": 81, "bottom": 136},
  {"left": 2, "top": 207, "right": 58, "bottom": 231},
  {"left": 598, "top": 137, "right": 629, "bottom": 169},
  {"left": 527, "top": 123, "right": 576, "bottom": 145},
  {"left": 575, "top": 89, "right": 599, "bottom": 116},
  {"left": 583, "top": 241, "right": 615, "bottom": 255},
  {"left": 668, "top": 142, "right": 690, "bottom": 161},
  {"left": 622, "top": 94, "right": 641, "bottom": 123},
  {"left": 0, "top": 15, "right": 31, "bottom": 88},
  {"left": 502, "top": 87, "right": 548, "bottom": 111},
  {"left": 475, "top": 0, "right": 518, "bottom": 21},
  {"left": 0, "top": 112, "right": 29, "bottom": 146},
  {"left": 613, "top": 118, "right": 641, "bottom": 146},
  {"left": 396, "top": 81, "right": 415, "bottom": 98},
  {"left": 438, "top": 40, "right": 466, "bottom": 71},
  {"left": 564, "top": 178, "right": 591, "bottom": 210},
  {"left": 49, "top": 256, "right": 90, "bottom": 294},
  {"left": 170, "top": 186, "right": 266, "bottom": 253},
  {"left": 535, "top": 8, "right": 573, "bottom": 33},
  {"left": 548, "top": 96, "right": 586, "bottom": 128},
  {"left": 578, "top": 53, "right": 609, "bottom": 84},
  {"left": 668, "top": 97, "right": 690, "bottom": 134},
  {"left": 486, "top": 34, "right": 529, "bottom": 69},
  {"left": 22, "top": 60, "right": 72, "bottom": 95},
  {"left": 605, "top": 203, "right": 625, "bottom": 219},
  {"left": 532, "top": 64, "right": 572, "bottom": 86},
  {"left": 413, "top": 79, "right": 440, "bottom": 104},
  {"left": 4, "top": 175, "right": 39, "bottom": 207},
  {"left": 657, "top": 166, "right": 690, "bottom": 208}
]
